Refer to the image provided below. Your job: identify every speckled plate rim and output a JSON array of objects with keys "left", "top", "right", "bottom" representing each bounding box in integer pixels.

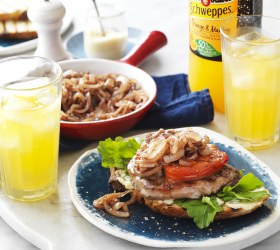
[
  {"left": 68, "top": 127, "right": 280, "bottom": 249},
  {"left": 0, "top": 0, "right": 73, "bottom": 56}
]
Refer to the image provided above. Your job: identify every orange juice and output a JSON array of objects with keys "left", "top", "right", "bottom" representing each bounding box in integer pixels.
[
  {"left": 188, "top": 0, "right": 238, "bottom": 113},
  {"left": 221, "top": 15, "right": 280, "bottom": 149},
  {"left": 0, "top": 56, "right": 62, "bottom": 201},
  {"left": 189, "top": 53, "right": 224, "bottom": 112},
  {"left": 0, "top": 87, "right": 60, "bottom": 199},
  {"left": 223, "top": 35, "right": 280, "bottom": 149}
]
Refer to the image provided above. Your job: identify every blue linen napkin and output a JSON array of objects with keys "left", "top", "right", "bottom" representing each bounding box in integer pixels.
[{"left": 134, "top": 73, "right": 214, "bottom": 129}]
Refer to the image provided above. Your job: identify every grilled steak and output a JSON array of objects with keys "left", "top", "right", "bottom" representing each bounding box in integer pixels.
[{"left": 133, "top": 164, "right": 241, "bottom": 200}]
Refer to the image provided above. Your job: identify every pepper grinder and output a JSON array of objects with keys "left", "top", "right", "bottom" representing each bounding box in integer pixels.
[{"left": 27, "top": 0, "right": 70, "bottom": 61}]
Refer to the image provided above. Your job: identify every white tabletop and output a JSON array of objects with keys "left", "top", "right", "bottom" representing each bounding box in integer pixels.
[{"left": 0, "top": 0, "right": 280, "bottom": 249}]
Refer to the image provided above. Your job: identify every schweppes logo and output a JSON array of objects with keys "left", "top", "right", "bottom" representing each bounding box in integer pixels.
[{"left": 190, "top": 0, "right": 237, "bottom": 19}]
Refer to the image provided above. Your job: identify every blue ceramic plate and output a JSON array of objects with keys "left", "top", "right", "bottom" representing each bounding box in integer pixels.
[
  {"left": 66, "top": 27, "right": 145, "bottom": 59},
  {"left": 68, "top": 127, "right": 280, "bottom": 249},
  {"left": 0, "top": 0, "right": 73, "bottom": 56}
]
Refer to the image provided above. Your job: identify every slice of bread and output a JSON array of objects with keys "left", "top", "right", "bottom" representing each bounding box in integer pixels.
[
  {"left": 0, "top": 20, "right": 37, "bottom": 39},
  {"left": 142, "top": 196, "right": 269, "bottom": 220},
  {"left": 0, "top": 0, "right": 32, "bottom": 21}
]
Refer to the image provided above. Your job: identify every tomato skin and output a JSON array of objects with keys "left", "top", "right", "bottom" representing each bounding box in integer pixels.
[{"left": 164, "top": 145, "right": 229, "bottom": 181}]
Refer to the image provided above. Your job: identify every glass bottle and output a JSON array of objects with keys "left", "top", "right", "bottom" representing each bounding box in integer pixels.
[
  {"left": 238, "top": 0, "right": 263, "bottom": 16},
  {"left": 188, "top": 0, "right": 239, "bottom": 113}
]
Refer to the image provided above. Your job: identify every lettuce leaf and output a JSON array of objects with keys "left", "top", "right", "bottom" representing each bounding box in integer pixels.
[
  {"left": 174, "top": 173, "right": 270, "bottom": 229},
  {"left": 231, "top": 172, "right": 264, "bottom": 192},
  {"left": 218, "top": 173, "right": 267, "bottom": 202},
  {"left": 97, "top": 136, "right": 140, "bottom": 169},
  {"left": 175, "top": 197, "right": 222, "bottom": 229}
]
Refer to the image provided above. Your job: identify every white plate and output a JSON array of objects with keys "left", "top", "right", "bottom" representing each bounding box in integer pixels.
[
  {"left": 0, "top": 0, "right": 73, "bottom": 56},
  {"left": 68, "top": 127, "right": 280, "bottom": 249}
]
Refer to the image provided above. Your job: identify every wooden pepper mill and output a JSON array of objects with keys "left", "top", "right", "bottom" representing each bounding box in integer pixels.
[{"left": 27, "top": 0, "right": 70, "bottom": 61}]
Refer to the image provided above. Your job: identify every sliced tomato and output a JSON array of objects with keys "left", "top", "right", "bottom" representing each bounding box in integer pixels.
[{"left": 164, "top": 145, "right": 229, "bottom": 181}]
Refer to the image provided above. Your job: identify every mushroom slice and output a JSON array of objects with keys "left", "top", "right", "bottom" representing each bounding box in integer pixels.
[
  {"left": 141, "top": 139, "right": 168, "bottom": 162},
  {"left": 163, "top": 149, "right": 185, "bottom": 164}
]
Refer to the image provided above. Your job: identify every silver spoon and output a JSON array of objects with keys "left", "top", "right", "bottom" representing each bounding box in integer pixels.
[{"left": 92, "top": 0, "right": 105, "bottom": 36}]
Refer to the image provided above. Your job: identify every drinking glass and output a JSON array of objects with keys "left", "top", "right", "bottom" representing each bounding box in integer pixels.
[
  {"left": 0, "top": 56, "right": 62, "bottom": 201},
  {"left": 221, "top": 15, "right": 280, "bottom": 149},
  {"left": 83, "top": 4, "right": 128, "bottom": 60}
]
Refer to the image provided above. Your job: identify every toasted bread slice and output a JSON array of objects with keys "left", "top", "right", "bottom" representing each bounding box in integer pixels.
[
  {"left": 142, "top": 196, "right": 269, "bottom": 220},
  {"left": 0, "top": 0, "right": 32, "bottom": 21},
  {"left": 0, "top": 20, "right": 37, "bottom": 39}
]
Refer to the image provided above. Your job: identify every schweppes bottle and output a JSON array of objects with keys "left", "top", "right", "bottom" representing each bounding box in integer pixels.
[{"left": 188, "top": 0, "right": 238, "bottom": 113}]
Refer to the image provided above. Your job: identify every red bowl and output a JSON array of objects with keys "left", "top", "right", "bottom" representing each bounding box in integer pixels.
[{"left": 59, "top": 59, "right": 157, "bottom": 140}]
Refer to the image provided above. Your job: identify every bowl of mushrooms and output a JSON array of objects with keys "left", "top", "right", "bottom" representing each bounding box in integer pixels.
[{"left": 59, "top": 58, "right": 157, "bottom": 140}]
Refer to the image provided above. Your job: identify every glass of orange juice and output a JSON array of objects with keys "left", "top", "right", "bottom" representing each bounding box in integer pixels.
[
  {"left": 0, "top": 56, "right": 62, "bottom": 201},
  {"left": 221, "top": 16, "right": 280, "bottom": 150}
]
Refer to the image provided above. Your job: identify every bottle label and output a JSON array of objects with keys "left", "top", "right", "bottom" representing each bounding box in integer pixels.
[{"left": 189, "top": 0, "right": 238, "bottom": 61}]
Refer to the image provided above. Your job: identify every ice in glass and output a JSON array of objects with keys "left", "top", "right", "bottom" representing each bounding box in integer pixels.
[
  {"left": 0, "top": 56, "right": 62, "bottom": 201},
  {"left": 221, "top": 16, "right": 280, "bottom": 149}
]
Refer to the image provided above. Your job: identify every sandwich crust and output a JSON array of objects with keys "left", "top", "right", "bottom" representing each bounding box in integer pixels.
[{"left": 142, "top": 196, "right": 269, "bottom": 220}]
